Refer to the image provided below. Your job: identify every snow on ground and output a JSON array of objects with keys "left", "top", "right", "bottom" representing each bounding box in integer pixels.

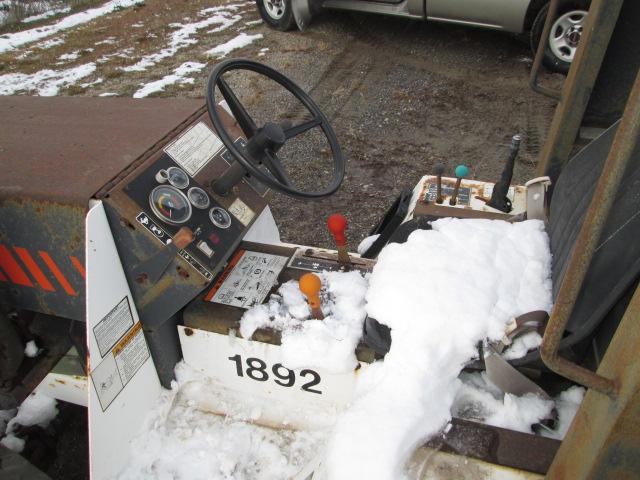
[
  {"left": 542, "top": 385, "right": 585, "bottom": 440},
  {"left": 0, "top": 0, "right": 145, "bottom": 53},
  {"left": 0, "top": 62, "right": 96, "bottom": 95},
  {"left": 118, "top": 362, "right": 327, "bottom": 480},
  {"left": 325, "top": 218, "right": 554, "bottom": 479},
  {"left": 206, "top": 32, "right": 263, "bottom": 58},
  {"left": 133, "top": 61, "right": 206, "bottom": 98},
  {"left": 22, "top": 5, "right": 71, "bottom": 23},
  {"left": 240, "top": 270, "right": 369, "bottom": 373},
  {"left": 121, "top": 3, "right": 249, "bottom": 72},
  {"left": 0, "top": 392, "right": 58, "bottom": 453}
]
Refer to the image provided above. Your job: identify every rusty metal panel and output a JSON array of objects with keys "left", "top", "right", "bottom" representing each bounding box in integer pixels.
[
  {"left": 0, "top": 97, "right": 205, "bottom": 206},
  {"left": 546, "top": 282, "right": 640, "bottom": 479},
  {"left": 0, "top": 199, "right": 85, "bottom": 320}
]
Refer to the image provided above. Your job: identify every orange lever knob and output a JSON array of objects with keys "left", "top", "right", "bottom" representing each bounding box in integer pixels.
[
  {"left": 327, "top": 214, "right": 347, "bottom": 246},
  {"left": 299, "top": 273, "right": 322, "bottom": 309}
]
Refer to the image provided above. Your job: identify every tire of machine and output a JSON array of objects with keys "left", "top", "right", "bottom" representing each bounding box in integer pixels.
[
  {"left": 530, "top": 1, "right": 590, "bottom": 75},
  {"left": 256, "top": 0, "right": 296, "bottom": 31}
]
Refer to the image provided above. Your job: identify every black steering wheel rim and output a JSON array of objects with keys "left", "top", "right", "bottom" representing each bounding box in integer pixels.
[{"left": 206, "top": 58, "right": 345, "bottom": 200}]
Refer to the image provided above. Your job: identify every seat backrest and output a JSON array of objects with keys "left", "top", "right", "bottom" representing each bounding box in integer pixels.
[{"left": 548, "top": 121, "right": 640, "bottom": 343}]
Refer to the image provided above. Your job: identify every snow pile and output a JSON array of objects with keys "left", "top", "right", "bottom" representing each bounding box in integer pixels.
[
  {"left": 326, "top": 218, "right": 553, "bottom": 479},
  {"left": 0, "top": 392, "right": 58, "bottom": 453},
  {"left": 206, "top": 32, "right": 263, "bottom": 58},
  {"left": 503, "top": 330, "right": 543, "bottom": 360},
  {"left": 453, "top": 372, "right": 553, "bottom": 433},
  {"left": 542, "top": 385, "right": 585, "bottom": 440},
  {"left": 24, "top": 340, "right": 39, "bottom": 358},
  {"left": 0, "top": 62, "right": 96, "bottom": 95},
  {"left": 0, "top": 0, "right": 145, "bottom": 53},
  {"left": 133, "top": 61, "right": 205, "bottom": 98},
  {"left": 122, "top": 3, "right": 247, "bottom": 72},
  {"left": 119, "top": 361, "right": 327, "bottom": 480},
  {"left": 240, "top": 270, "right": 369, "bottom": 373}
]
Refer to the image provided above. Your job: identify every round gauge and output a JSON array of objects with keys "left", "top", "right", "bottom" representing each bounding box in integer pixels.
[
  {"left": 209, "top": 207, "right": 232, "bottom": 229},
  {"left": 149, "top": 185, "right": 192, "bottom": 225},
  {"left": 167, "top": 166, "right": 189, "bottom": 189},
  {"left": 187, "top": 187, "right": 210, "bottom": 210}
]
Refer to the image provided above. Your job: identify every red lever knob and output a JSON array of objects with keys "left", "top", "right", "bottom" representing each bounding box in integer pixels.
[{"left": 327, "top": 214, "right": 347, "bottom": 246}]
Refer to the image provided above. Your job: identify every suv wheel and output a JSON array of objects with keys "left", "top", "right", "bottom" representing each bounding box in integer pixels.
[
  {"left": 256, "top": 0, "right": 296, "bottom": 31},
  {"left": 531, "top": 2, "right": 589, "bottom": 75}
]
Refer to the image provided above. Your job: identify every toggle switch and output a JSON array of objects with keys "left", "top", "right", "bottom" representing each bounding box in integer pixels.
[
  {"left": 449, "top": 164, "right": 469, "bottom": 206},
  {"left": 327, "top": 213, "right": 350, "bottom": 264},
  {"left": 299, "top": 273, "right": 324, "bottom": 320},
  {"left": 433, "top": 162, "right": 445, "bottom": 204}
]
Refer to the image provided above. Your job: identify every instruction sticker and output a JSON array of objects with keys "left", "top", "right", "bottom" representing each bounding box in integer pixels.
[
  {"left": 228, "top": 198, "right": 255, "bottom": 226},
  {"left": 93, "top": 297, "right": 134, "bottom": 358},
  {"left": 205, "top": 250, "right": 288, "bottom": 308},
  {"left": 91, "top": 321, "right": 150, "bottom": 411},
  {"left": 164, "top": 122, "right": 223, "bottom": 177}
]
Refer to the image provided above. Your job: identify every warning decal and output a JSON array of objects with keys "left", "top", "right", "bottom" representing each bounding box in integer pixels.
[
  {"left": 228, "top": 198, "right": 255, "bottom": 226},
  {"left": 93, "top": 297, "right": 134, "bottom": 358},
  {"left": 164, "top": 122, "right": 223, "bottom": 177},
  {"left": 205, "top": 250, "right": 288, "bottom": 309},
  {"left": 90, "top": 300, "right": 151, "bottom": 411}
]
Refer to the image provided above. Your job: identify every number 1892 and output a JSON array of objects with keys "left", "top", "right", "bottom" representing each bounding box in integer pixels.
[{"left": 228, "top": 354, "right": 322, "bottom": 394}]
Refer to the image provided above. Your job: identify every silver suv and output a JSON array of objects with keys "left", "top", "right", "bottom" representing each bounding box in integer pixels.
[{"left": 256, "top": 0, "right": 589, "bottom": 74}]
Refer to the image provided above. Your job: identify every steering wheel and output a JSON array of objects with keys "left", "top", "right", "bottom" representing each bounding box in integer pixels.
[{"left": 206, "top": 59, "right": 345, "bottom": 200}]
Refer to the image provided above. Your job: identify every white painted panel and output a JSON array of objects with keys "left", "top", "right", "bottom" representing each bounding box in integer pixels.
[
  {"left": 86, "top": 201, "right": 162, "bottom": 480},
  {"left": 178, "top": 325, "right": 364, "bottom": 429}
]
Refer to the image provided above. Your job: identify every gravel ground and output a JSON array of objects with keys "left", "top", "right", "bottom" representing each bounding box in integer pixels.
[{"left": 223, "top": 11, "right": 560, "bottom": 248}]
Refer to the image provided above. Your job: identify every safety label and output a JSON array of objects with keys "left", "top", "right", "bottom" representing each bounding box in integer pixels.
[
  {"left": 93, "top": 297, "right": 134, "bottom": 358},
  {"left": 425, "top": 183, "right": 471, "bottom": 206},
  {"left": 228, "top": 198, "right": 255, "bottom": 226},
  {"left": 91, "top": 321, "right": 150, "bottom": 411},
  {"left": 164, "top": 122, "right": 223, "bottom": 177},
  {"left": 205, "top": 250, "right": 288, "bottom": 308}
]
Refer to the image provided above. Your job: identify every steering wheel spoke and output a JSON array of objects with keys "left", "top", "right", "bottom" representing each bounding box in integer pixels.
[
  {"left": 217, "top": 76, "right": 257, "bottom": 138},
  {"left": 262, "top": 150, "right": 292, "bottom": 186},
  {"left": 284, "top": 116, "right": 322, "bottom": 140}
]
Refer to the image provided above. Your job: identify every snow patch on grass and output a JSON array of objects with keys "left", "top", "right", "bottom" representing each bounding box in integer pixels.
[
  {"left": 206, "top": 32, "right": 263, "bottom": 58},
  {"left": 132, "top": 61, "right": 205, "bottom": 98},
  {"left": 0, "top": 0, "right": 145, "bottom": 54},
  {"left": 0, "top": 61, "right": 96, "bottom": 95},
  {"left": 122, "top": 3, "right": 246, "bottom": 73},
  {"left": 23, "top": 6, "right": 71, "bottom": 23}
]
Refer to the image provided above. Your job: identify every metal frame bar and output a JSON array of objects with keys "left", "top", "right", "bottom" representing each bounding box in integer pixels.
[
  {"left": 534, "top": 0, "right": 624, "bottom": 180},
  {"left": 529, "top": 0, "right": 562, "bottom": 100},
  {"left": 540, "top": 67, "right": 640, "bottom": 395}
]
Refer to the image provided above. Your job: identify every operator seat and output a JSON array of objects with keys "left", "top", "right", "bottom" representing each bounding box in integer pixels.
[{"left": 364, "top": 120, "right": 640, "bottom": 369}]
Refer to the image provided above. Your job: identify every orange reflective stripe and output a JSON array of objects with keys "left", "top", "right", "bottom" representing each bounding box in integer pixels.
[
  {"left": 14, "top": 247, "right": 55, "bottom": 292},
  {"left": 70, "top": 256, "right": 86, "bottom": 279},
  {"left": 0, "top": 245, "right": 33, "bottom": 287},
  {"left": 39, "top": 251, "right": 77, "bottom": 296}
]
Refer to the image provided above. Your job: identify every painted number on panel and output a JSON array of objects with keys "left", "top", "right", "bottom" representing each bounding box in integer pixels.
[{"left": 228, "top": 354, "right": 322, "bottom": 394}]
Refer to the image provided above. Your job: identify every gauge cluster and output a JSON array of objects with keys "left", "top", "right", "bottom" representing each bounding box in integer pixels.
[{"left": 124, "top": 154, "right": 245, "bottom": 275}]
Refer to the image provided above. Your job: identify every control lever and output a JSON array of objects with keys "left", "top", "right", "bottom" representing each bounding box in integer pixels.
[
  {"left": 433, "top": 162, "right": 445, "bottom": 204},
  {"left": 299, "top": 273, "right": 324, "bottom": 320},
  {"left": 133, "top": 227, "right": 195, "bottom": 284},
  {"left": 327, "top": 213, "right": 350, "bottom": 265},
  {"left": 449, "top": 164, "right": 469, "bottom": 206},
  {"left": 487, "top": 135, "right": 521, "bottom": 213}
]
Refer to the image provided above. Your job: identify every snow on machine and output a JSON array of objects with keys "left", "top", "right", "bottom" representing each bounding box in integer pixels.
[{"left": 1, "top": 3, "right": 639, "bottom": 477}]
